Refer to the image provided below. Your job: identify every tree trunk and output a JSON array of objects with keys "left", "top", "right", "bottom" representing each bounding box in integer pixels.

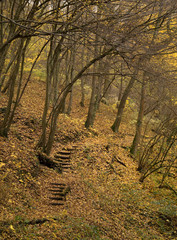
[
  {"left": 117, "top": 63, "right": 123, "bottom": 108},
  {"left": 0, "top": 51, "right": 17, "bottom": 92},
  {"left": 130, "top": 75, "right": 145, "bottom": 155},
  {"left": 80, "top": 78, "right": 85, "bottom": 107},
  {"left": 40, "top": 40, "right": 53, "bottom": 149},
  {"left": 85, "top": 67, "right": 97, "bottom": 128},
  {"left": 111, "top": 72, "right": 137, "bottom": 133},
  {"left": 80, "top": 45, "right": 85, "bottom": 107},
  {"left": 95, "top": 59, "right": 103, "bottom": 111},
  {"left": 0, "top": 40, "right": 24, "bottom": 137},
  {"left": 6, "top": 38, "right": 30, "bottom": 133},
  {"left": 85, "top": 28, "right": 99, "bottom": 128},
  {"left": 103, "top": 57, "right": 111, "bottom": 100},
  {"left": 66, "top": 33, "right": 76, "bottom": 115},
  {"left": 53, "top": 60, "right": 60, "bottom": 105}
]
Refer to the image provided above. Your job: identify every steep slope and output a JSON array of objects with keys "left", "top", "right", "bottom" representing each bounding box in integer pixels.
[{"left": 0, "top": 80, "right": 176, "bottom": 239}]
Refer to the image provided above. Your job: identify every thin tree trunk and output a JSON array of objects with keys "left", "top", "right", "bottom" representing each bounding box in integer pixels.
[
  {"left": 6, "top": 38, "right": 30, "bottom": 133},
  {"left": 85, "top": 28, "right": 99, "bottom": 128},
  {"left": 67, "top": 33, "right": 76, "bottom": 115},
  {"left": 117, "top": 63, "right": 123, "bottom": 107},
  {"left": 103, "top": 57, "right": 110, "bottom": 100},
  {"left": 80, "top": 45, "right": 85, "bottom": 107},
  {"left": 0, "top": 51, "right": 17, "bottom": 92},
  {"left": 40, "top": 40, "right": 53, "bottom": 149},
  {"left": 111, "top": 70, "right": 138, "bottom": 133},
  {"left": 0, "top": 40, "right": 24, "bottom": 136},
  {"left": 130, "top": 75, "right": 145, "bottom": 155},
  {"left": 53, "top": 60, "right": 60, "bottom": 105},
  {"left": 85, "top": 64, "right": 97, "bottom": 128},
  {"left": 95, "top": 59, "right": 103, "bottom": 111}
]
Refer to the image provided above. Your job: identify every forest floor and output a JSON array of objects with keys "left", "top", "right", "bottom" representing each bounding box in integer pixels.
[{"left": 0, "top": 80, "right": 177, "bottom": 240}]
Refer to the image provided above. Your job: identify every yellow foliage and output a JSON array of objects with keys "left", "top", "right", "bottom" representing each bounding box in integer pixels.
[
  {"left": 9, "top": 225, "right": 15, "bottom": 232},
  {"left": 0, "top": 162, "right": 5, "bottom": 168}
]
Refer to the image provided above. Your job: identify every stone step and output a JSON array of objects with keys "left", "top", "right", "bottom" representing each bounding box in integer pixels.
[
  {"left": 47, "top": 145, "right": 74, "bottom": 206},
  {"left": 62, "top": 166, "right": 71, "bottom": 169},
  {"left": 54, "top": 159, "right": 71, "bottom": 163},
  {"left": 50, "top": 202, "right": 64, "bottom": 206},
  {"left": 49, "top": 197, "right": 64, "bottom": 201},
  {"left": 49, "top": 188, "right": 65, "bottom": 193},
  {"left": 49, "top": 185, "right": 65, "bottom": 189},
  {"left": 48, "top": 189, "right": 65, "bottom": 192},
  {"left": 54, "top": 155, "right": 70, "bottom": 159},
  {"left": 50, "top": 183, "right": 66, "bottom": 186},
  {"left": 51, "top": 193, "right": 65, "bottom": 197},
  {"left": 65, "top": 148, "right": 75, "bottom": 151},
  {"left": 57, "top": 151, "right": 71, "bottom": 155},
  {"left": 58, "top": 162, "right": 71, "bottom": 166}
]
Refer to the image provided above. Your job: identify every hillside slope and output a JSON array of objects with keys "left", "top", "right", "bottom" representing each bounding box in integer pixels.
[{"left": 0, "top": 80, "right": 177, "bottom": 240}]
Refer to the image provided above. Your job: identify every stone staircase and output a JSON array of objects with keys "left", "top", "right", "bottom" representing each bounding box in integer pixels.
[{"left": 47, "top": 145, "right": 79, "bottom": 206}]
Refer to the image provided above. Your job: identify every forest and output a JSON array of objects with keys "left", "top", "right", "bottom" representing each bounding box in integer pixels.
[{"left": 0, "top": 0, "right": 177, "bottom": 239}]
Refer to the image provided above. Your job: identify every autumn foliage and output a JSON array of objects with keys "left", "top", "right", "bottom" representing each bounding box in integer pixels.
[{"left": 0, "top": 1, "right": 177, "bottom": 239}]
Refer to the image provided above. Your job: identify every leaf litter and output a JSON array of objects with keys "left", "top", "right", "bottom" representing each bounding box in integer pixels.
[{"left": 0, "top": 80, "right": 176, "bottom": 239}]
